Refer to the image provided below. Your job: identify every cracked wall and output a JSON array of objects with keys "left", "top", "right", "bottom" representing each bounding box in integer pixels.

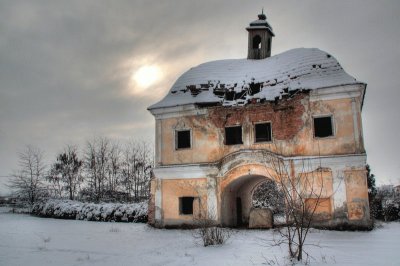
[
  {"left": 158, "top": 91, "right": 364, "bottom": 166},
  {"left": 150, "top": 88, "right": 370, "bottom": 229}
]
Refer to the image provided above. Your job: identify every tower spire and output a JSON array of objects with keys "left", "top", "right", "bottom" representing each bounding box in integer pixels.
[
  {"left": 246, "top": 11, "right": 274, "bottom": 59},
  {"left": 258, "top": 10, "right": 266, "bottom": 20}
]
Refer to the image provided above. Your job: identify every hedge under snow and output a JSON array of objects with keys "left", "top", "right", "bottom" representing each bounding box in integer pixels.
[{"left": 32, "top": 199, "right": 148, "bottom": 223}]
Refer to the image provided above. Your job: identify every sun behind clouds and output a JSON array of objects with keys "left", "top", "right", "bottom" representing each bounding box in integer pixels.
[{"left": 132, "top": 65, "right": 162, "bottom": 90}]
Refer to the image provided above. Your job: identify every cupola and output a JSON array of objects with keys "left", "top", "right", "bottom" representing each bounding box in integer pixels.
[{"left": 246, "top": 10, "right": 275, "bottom": 59}]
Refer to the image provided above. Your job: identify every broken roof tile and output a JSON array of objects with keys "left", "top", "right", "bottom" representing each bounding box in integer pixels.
[{"left": 148, "top": 48, "right": 364, "bottom": 110}]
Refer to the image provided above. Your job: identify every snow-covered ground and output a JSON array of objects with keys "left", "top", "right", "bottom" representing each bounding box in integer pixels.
[{"left": 1, "top": 208, "right": 399, "bottom": 266}]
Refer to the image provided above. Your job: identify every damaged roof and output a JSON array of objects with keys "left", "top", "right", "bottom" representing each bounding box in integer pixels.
[{"left": 148, "top": 48, "right": 364, "bottom": 110}]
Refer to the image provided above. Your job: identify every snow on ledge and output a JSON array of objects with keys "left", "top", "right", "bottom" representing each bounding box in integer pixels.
[{"left": 148, "top": 48, "right": 364, "bottom": 110}]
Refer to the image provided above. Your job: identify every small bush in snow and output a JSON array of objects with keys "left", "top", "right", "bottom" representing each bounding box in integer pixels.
[
  {"left": 194, "top": 226, "right": 231, "bottom": 247},
  {"left": 31, "top": 199, "right": 148, "bottom": 223},
  {"left": 192, "top": 215, "right": 231, "bottom": 247}
]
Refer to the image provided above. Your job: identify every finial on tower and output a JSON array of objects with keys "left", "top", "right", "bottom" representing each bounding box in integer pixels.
[{"left": 258, "top": 9, "right": 266, "bottom": 20}]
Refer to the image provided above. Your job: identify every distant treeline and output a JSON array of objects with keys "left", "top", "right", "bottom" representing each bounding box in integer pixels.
[{"left": 8, "top": 137, "right": 153, "bottom": 205}]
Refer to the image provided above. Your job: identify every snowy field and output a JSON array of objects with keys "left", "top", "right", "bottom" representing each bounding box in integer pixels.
[{"left": 1, "top": 208, "right": 399, "bottom": 266}]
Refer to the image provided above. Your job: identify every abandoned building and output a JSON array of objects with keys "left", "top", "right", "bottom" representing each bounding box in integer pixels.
[{"left": 147, "top": 12, "right": 370, "bottom": 229}]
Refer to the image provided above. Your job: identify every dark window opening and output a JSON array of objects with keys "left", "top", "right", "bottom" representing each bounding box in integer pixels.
[
  {"left": 236, "top": 197, "right": 242, "bottom": 226},
  {"left": 267, "top": 38, "right": 271, "bottom": 52},
  {"left": 179, "top": 197, "right": 194, "bottom": 215},
  {"left": 252, "top": 35, "right": 261, "bottom": 49},
  {"left": 255, "top": 122, "right": 272, "bottom": 142},
  {"left": 314, "top": 116, "right": 333, "bottom": 138},
  {"left": 176, "top": 130, "right": 191, "bottom": 149},
  {"left": 225, "top": 126, "right": 243, "bottom": 145}
]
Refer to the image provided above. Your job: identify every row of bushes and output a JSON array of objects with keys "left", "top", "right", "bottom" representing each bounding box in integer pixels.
[{"left": 31, "top": 199, "right": 148, "bottom": 223}]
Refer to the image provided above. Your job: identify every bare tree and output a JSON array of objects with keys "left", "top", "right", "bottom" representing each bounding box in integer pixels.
[
  {"left": 48, "top": 145, "right": 83, "bottom": 200},
  {"left": 120, "top": 140, "right": 153, "bottom": 202},
  {"left": 47, "top": 165, "right": 63, "bottom": 199},
  {"left": 107, "top": 141, "right": 121, "bottom": 195},
  {"left": 81, "top": 138, "right": 152, "bottom": 202},
  {"left": 120, "top": 141, "right": 135, "bottom": 200},
  {"left": 265, "top": 153, "right": 326, "bottom": 262},
  {"left": 8, "top": 138, "right": 153, "bottom": 204},
  {"left": 135, "top": 141, "right": 153, "bottom": 200},
  {"left": 83, "top": 137, "right": 110, "bottom": 201},
  {"left": 8, "top": 145, "right": 47, "bottom": 206}
]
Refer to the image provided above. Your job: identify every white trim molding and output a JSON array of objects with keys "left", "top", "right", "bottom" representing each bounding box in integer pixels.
[
  {"left": 153, "top": 151, "right": 366, "bottom": 180},
  {"left": 310, "top": 84, "right": 365, "bottom": 102},
  {"left": 149, "top": 104, "right": 208, "bottom": 119}
]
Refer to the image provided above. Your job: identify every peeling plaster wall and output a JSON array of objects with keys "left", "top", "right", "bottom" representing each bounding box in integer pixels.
[
  {"left": 160, "top": 178, "right": 208, "bottom": 227},
  {"left": 149, "top": 85, "right": 370, "bottom": 229},
  {"left": 345, "top": 170, "right": 370, "bottom": 221},
  {"left": 150, "top": 155, "right": 370, "bottom": 228},
  {"left": 291, "top": 155, "right": 370, "bottom": 228},
  {"left": 158, "top": 89, "right": 365, "bottom": 166}
]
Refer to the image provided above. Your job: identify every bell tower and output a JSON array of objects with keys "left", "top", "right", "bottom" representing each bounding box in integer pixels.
[{"left": 246, "top": 10, "right": 275, "bottom": 60}]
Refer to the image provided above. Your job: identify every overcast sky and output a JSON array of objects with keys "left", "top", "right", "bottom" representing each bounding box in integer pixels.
[{"left": 1, "top": 0, "right": 400, "bottom": 195}]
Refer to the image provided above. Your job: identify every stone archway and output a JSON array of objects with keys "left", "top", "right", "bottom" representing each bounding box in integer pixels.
[
  {"left": 219, "top": 164, "right": 279, "bottom": 227},
  {"left": 221, "top": 174, "right": 266, "bottom": 227}
]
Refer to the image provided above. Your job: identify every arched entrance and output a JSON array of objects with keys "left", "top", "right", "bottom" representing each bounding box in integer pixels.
[
  {"left": 221, "top": 174, "right": 266, "bottom": 227},
  {"left": 219, "top": 163, "right": 280, "bottom": 227}
]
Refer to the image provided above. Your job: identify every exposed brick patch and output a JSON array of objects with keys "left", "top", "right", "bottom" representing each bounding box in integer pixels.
[{"left": 208, "top": 92, "right": 308, "bottom": 141}]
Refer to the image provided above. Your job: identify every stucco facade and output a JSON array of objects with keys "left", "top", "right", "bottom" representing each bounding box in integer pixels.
[{"left": 147, "top": 13, "right": 370, "bottom": 229}]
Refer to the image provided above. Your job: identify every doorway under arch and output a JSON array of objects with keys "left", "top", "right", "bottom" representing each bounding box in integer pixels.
[{"left": 221, "top": 174, "right": 271, "bottom": 227}]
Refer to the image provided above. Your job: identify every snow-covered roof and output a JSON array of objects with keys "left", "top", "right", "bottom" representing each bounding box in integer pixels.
[
  {"left": 246, "top": 14, "right": 275, "bottom": 36},
  {"left": 148, "top": 48, "right": 364, "bottom": 110}
]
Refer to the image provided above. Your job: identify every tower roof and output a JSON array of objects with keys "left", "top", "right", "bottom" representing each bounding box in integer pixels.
[
  {"left": 246, "top": 11, "right": 275, "bottom": 36},
  {"left": 148, "top": 48, "right": 364, "bottom": 110}
]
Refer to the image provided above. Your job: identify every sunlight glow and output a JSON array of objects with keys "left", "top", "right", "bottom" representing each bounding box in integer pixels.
[{"left": 133, "top": 65, "right": 162, "bottom": 89}]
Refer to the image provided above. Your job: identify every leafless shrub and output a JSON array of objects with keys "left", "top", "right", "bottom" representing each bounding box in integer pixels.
[
  {"left": 193, "top": 215, "right": 231, "bottom": 246},
  {"left": 191, "top": 197, "right": 231, "bottom": 246}
]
